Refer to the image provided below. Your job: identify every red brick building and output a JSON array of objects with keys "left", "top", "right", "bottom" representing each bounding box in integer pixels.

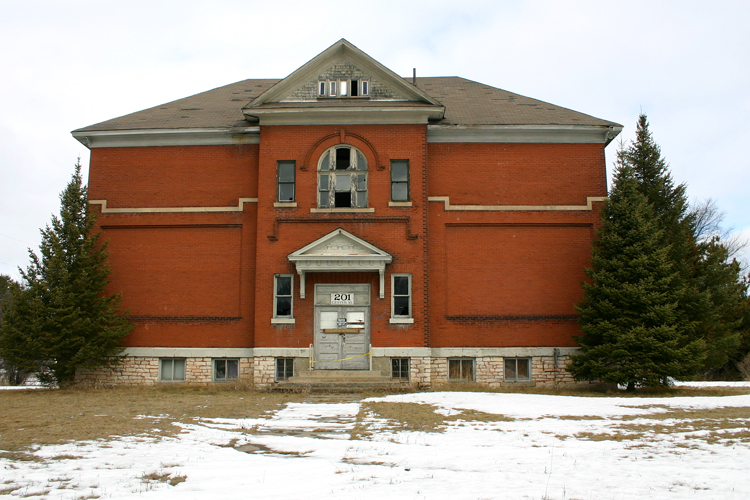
[{"left": 73, "top": 40, "right": 621, "bottom": 388}]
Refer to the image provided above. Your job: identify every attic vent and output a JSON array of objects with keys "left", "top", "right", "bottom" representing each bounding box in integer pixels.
[{"left": 318, "top": 79, "right": 369, "bottom": 97}]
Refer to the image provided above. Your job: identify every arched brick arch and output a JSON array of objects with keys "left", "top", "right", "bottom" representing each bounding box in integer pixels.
[{"left": 303, "top": 129, "right": 383, "bottom": 171}]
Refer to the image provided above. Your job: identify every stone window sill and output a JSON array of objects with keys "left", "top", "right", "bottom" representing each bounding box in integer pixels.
[
  {"left": 274, "top": 202, "right": 297, "bottom": 208},
  {"left": 389, "top": 317, "right": 414, "bottom": 324},
  {"left": 310, "top": 208, "right": 375, "bottom": 213},
  {"left": 271, "top": 318, "right": 296, "bottom": 324},
  {"left": 389, "top": 201, "right": 412, "bottom": 207}
]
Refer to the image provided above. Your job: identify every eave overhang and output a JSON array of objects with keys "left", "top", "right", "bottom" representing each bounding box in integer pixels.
[
  {"left": 427, "top": 124, "right": 623, "bottom": 145},
  {"left": 242, "top": 105, "right": 445, "bottom": 125},
  {"left": 71, "top": 127, "right": 261, "bottom": 149}
]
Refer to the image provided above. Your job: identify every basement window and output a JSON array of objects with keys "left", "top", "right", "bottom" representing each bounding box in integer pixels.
[
  {"left": 318, "top": 145, "right": 368, "bottom": 208},
  {"left": 160, "top": 358, "right": 185, "bottom": 382},
  {"left": 276, "top": 358, "right": 295, "bottom": 380},
  {"left": 213, "top": 359, "right": 239, "bottom": 382},
  {"left": 391, "top": 358, "right": 410, "bottom": 381},
  {"left": 448, "top": 358, "right": 474, "bottom": 382},
  {"left": 504, "top": 358, "right": 531, "bottom": 382}
]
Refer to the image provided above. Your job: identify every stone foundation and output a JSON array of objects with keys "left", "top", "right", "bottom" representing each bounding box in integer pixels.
[{"left": 76, "top": 349, "right": 579, "bottom": 388}]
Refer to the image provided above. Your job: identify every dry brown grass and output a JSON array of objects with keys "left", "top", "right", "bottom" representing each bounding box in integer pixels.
[
  {"left": 573, "top": 405, "right": 750, "bottom": 444},
  {"left": 0, "top": 386, "right": 306, "bottom": 455},
  {"left": 432, "top": 382, "right": 750, "bottom": 398},
  {"left": 350, "top": 401, "right": 514, "bottom": 438}
]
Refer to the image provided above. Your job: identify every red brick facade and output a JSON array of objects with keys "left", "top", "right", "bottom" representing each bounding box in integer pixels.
[{"left": 74, "top": 40, "right": 620, "bottom": 387}]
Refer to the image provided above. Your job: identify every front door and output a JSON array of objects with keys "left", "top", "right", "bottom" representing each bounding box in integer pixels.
[{"left": 313, "top": 284, "right": 370, "bottom": 370}]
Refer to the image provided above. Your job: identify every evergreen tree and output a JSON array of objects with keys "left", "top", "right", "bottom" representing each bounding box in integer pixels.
[
  {"left": 0, "top": 160, "right": 132, "bottom": 386},
  {"left": 0, "top": 275, "right": 28, "bottom": 385},
  {"left": 568, "top": 163, "right": 705, "bottom": 389},
  {"left": 620, "top": 115, "right": 747, "bottom": 376}
]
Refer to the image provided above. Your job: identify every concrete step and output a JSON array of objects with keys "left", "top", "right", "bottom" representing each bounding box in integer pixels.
[{"left": 274, "top": 369, "right": 409, "bottom": 393}]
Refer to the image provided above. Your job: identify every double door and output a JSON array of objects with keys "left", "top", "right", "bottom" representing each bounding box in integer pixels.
[{"left": 313, "top": 284, "right": 370, "bottom": 370}]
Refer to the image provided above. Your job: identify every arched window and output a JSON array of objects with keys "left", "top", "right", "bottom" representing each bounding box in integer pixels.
[{"left": 318, "top": 145, "right": 368, "bottom": 208}]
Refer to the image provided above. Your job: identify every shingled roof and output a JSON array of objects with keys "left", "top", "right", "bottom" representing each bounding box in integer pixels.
[{"left": 73, "top": 76, "right": 619, "bottom": 133}]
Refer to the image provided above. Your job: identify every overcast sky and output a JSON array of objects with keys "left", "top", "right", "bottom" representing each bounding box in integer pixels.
[{"left": 1, "top": 1, "right": 748, "bottom": 281}]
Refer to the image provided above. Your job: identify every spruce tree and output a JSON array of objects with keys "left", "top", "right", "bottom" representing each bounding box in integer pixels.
[
  {"left": 568, "top": 163, "right": 705, "bottom": 389},
  {"left": 0, "top": 160, "right": 132, "bottom": 386},
  {"left": 621, "top": 115, "right": 746, "bottom": 376}
]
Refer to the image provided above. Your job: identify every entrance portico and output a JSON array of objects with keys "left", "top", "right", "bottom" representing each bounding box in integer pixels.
[
  {"left": 287, "top": 228, "right": 393, "bottom": 299},
  {"left": 288, "top": 229, "right": 392, "bottom": 370}
]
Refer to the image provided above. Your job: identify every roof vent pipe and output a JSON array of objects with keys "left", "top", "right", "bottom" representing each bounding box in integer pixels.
[{"left": 413, "top": 68, "right": 416, "bottom": 85}]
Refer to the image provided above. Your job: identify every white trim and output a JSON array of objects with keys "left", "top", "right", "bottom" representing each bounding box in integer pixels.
[
  {"left": 72, "top": 127, "right": 260, "bottom": 148},
  {"left": 428, "top": 196, "right": 606, "bottom": 212},
  {"left": 427, "top": 124, "right": 622, "bottom": 145},
  {"left": 389, "top": 318, "right": 415, "bottom": 324},
  {"left": 253, "top": 348, "right": 311, "bottom": 357},
  {"left": 273, "top": 274, "right": 294, "bottom": 321},
  {"left": 274, "top": 202, "right": 298, "bottom": 208},
  {"left": 243, "top": 107, "right": 445, "bottom": 125},
  {"left": 391, "top": 273, "right": 412, "bottom": 321},
  {"left": 389, "top": 201, "right": 412, "bottom": 207},
  {"left": 246, "top": 39, "right": 443, "bottom": 109},
  {"left": 310, "top": 208, "right": 375, "bottom": 213},
  {"left": 288, "top": 228, "right": 393, "bottom": 299},
  {"left": 271, "top": 318, "right": 296, "bottom": 324},
  {"left": 89, "top": 198, "right": 258, "bottom": 214}
]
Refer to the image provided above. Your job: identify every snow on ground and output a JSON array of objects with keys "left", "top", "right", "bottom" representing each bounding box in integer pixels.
[{"left": 2, "top": 390, "right": 750, "bottom": 499}]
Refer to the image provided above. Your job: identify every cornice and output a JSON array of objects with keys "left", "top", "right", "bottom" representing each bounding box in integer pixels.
[
  {"left": 427, "top": 124, "right": 622, "bottom": 144},
  {"left": 242, "top": 106, "right": 445, "bottom": 125},
  {"left": 71, "top": 127, "right": 260, "bottom": 149}
]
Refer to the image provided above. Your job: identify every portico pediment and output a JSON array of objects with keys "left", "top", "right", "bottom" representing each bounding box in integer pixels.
[{"left": 288, "top": 228, "right": 392, "bottom": 298}]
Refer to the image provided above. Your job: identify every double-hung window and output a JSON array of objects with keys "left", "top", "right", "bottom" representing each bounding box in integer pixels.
[
  {"left": 390, "top": 160, "right": 409, "bottom": 202},
  {"left": 277, "top": 161, "right": 295, "bottom": 203},
  {"left": 272, "top": 274, "right": 294, "bottom": 323},
  {"left": 390, "top": 273, "right": 413, "bottom": 323}
]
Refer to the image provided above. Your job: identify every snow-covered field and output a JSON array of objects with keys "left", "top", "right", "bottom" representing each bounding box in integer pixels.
[{"left": 2, "top": 388, "right": 750, "bottom": 499}]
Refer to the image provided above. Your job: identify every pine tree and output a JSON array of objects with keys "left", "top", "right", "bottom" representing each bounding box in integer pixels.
[
  {"left": 568, "top": 163, "right": 705, "bottom": 389},
  {"left": 0, "top": 160, "right": 132, "bottom": 386}
]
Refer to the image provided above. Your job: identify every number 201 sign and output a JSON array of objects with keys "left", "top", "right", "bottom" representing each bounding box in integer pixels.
[{"left": 331, "top": 293, "right": 354, "bottom": 305}]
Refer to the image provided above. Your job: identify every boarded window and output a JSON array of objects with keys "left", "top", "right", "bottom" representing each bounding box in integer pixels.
[{"left": 318, "top": 145, "right": 368, "bottom": 208}]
